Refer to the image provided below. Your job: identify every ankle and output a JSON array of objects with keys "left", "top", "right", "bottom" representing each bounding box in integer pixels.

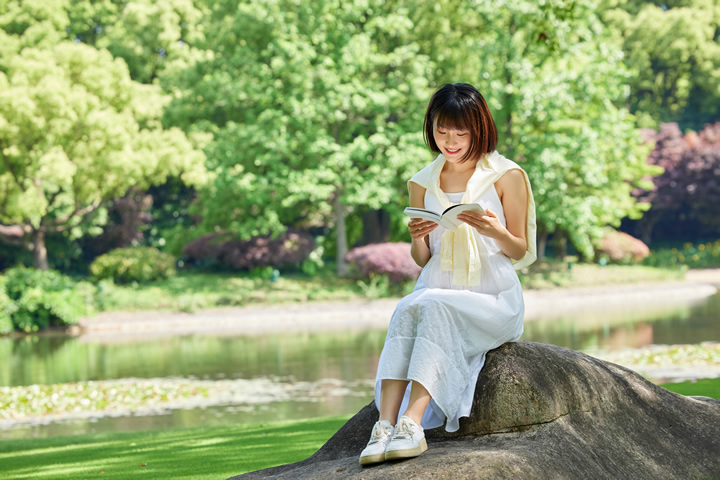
[
  {"left": 379, "top": 415, "right": 398, "bottom": 425},
  {"left": 401, "top": 413, "right": 422, "bottom": 427}
]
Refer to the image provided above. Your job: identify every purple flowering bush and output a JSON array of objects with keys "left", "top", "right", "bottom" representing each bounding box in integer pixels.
[{"left": 345, "top": 242, "right": 421, "bottom": 283}]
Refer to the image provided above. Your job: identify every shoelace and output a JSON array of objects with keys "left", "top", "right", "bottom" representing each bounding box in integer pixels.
[
  {"left": 392, "top": 420, "right": 415, "bottom": 440},
  {"left": 368, "top": 423, "right": 392, "bottom": 445}
]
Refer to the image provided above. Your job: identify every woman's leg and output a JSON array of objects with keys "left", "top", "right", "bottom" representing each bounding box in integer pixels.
[
  {"left": 380, "top": 379, "right": 432, "bottom": 426},
  {"left": 384, "top": 380, "right": 430, "bottom": 460},
  {"left": 379, "top": 379, "right": 409, "bottom": 425},
  {"left": 403, "top": 381, "right": 431, "bottom": 425}
]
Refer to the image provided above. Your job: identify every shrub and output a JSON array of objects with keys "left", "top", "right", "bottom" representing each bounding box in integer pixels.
[
  {"left": 643, "top": 240, "right": 720, "bottom": 269},
  {"left": 183, "top": 229, "right": 315, "bottom": 271},
  {"left": 3, "top": 267, "right": 92, "bottom": 332},
  {"left": 0, "top": 276, "right": 16, "bottom": 335},
  {"left": 90, "top": 247, "right": 176, "bottom": 284},
  {"left": 345, "top": 242, "right": 421, "bottom": 283},
  {"left": 596, "top": 231, "right": 650, "bottom": 264}
]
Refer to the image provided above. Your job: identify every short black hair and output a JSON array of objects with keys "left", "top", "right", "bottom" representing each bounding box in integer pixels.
[{"left": 423, "top": 83, "right": 498, "bottom": 163}]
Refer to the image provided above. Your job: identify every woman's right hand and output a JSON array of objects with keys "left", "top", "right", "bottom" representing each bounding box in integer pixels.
[{"left": 408, "top": 218, "right": 438, "bottom": 241}]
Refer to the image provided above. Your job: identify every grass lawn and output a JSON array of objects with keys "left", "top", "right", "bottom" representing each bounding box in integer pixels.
[
  {"left": 517, "top": 260, "right": 685, "bottom": 290},
  {"left": 92, "top": 261, "right": 685, "bottom": 314},
  {"left": 0, "top": 416, "right": 350, "bottom": 480},
  {"left": 94, "top": 270, "right": 367, "bottom": 313},
  {"left": 1, "top": 379, "right": 717, "bottom": 480},
  {"left": 661, "top": 377, "right": 720, "bottom": 399}
]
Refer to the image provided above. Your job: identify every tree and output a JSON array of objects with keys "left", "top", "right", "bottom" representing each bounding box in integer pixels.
[
  {"left": 451, "top": 0, "right": 660, "bottom": 259},
  {"left": 0, "top": 14, "right": 206, "bottom": 269},
  {"left": 166, "top": 0, "right": 432, "bottom": 275},
  {"left": 627, "top": 122, "right": 720, "bottom": 244},
  {"left": 599, "top": 0, "right": 720, "bottom": 130},
  {"left": 65, "top": 0, "right": 208, "bottom": 85}
]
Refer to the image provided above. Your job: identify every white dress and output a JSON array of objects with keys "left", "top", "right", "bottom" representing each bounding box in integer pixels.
[{"left": 374, "top": 187, "right": 525, "bottom": 432}]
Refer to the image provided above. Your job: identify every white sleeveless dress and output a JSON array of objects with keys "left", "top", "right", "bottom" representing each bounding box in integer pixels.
[{"left": 374, "top": 186, "right": 525, "bottom": 432}]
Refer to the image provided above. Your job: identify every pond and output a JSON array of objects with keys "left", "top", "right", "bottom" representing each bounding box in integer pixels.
[{"left": 1, "top": 291, "right": 719, "bottom": 440}]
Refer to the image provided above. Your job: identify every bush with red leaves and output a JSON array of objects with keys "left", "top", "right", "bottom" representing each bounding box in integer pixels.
[
  {"left": 345, "top": 242, "right": 421, "bottom": 283},
  {"left": 596, "top": 231, "right": 650, "bottom": 264},
  {"left": 183, "top": 229, "right": 315, "bottom": 271},
  {"left": 629, "top": 122, "right": 720, "bottom": 243}
]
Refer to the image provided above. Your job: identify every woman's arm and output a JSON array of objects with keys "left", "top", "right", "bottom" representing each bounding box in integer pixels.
[
  {"left": 457, "top": 169, "right": 528, "bottom": 260},
  {"left": 408, "top": 181, "right": 436, "bottom": 267}
]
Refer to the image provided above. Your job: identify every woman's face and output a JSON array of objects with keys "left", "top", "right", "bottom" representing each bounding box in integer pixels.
[{"left": 433, "top": 122, "right": 471, "bottom": 163}]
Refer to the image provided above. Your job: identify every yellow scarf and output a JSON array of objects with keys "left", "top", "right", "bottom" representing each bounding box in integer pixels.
[{"left": 408, "top": 151, "right": 537, "bottom": 286}]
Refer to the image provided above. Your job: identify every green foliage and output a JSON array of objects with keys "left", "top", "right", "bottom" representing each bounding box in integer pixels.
[
  {"left": 144, "top": 178, "right": 198, "bottom": 256},
  {"left": 2, "top": 267, "right": 92, "bottom": 332},
  {"left": 0, "top": 276, "right": 16, "bottom": 335},
  {"left": 0, "top": 0, "right": 711, "bottom": 270},
  {"left": 355, "top": 274, "right": 415, "bottom": 299},
  {"left": 0, "top": 5, "right": 207, "bottom": 269},
  {"left": 643, "top": 241, "right": 720, "bottom": 269},
  {"left": 460, "top": 0, "right": 659, "bottom": 259},
  {"left": 165, "top": 0, "right": 432, "bottom": 269},
  {"left": 66, "top": 0, "right": 208, "bottom": 85},
  {"left": 600, "top": 1, "right": 720, "bottom": 130},
  {"left": 301, "top": 241, "right": 325, "bottom": 276},
  {"left": 90, "top": 247, "right": 176, "bottom": 284}
]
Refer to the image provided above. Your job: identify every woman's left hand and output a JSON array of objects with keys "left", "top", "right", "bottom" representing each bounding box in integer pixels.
[{"left": 456, "top": 209, "right": 506, "bottom": 239}]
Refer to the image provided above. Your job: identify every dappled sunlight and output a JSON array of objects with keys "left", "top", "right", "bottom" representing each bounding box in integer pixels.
[
  {"left": 0, "top": 417, "right": 350, "bottom": 479},
  {"left": 0, "top": 439, "right": 120, "bottom": 459}
]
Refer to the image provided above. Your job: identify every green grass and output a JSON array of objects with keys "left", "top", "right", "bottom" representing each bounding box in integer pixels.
[
  {"left": 0, "top": 378, "right": 716, "bottom": 480},
  {"left": 94, "top": 270, "right": 366, "bottom": 313},
  {"left": 0, "top": 416, "right": 350, "bottom": 480},
  {"left": 518, "top": 260, "right": 684, "bottom": 290},
  {"left": 661, "top": 377, "right": 720, "bottom": 399},
  {"left": 91, "top": 261, "right": 684, "bottom": 314}
]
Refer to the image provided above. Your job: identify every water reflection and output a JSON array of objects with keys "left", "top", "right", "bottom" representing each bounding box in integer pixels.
[
  {"left": 0, "top": 292, "right": 718, "bottom": 439},
  {"left": 522, "top": 293, "right": 720, "bottom": 352},
  {"left": 0, "top": 330, "right": 387, "bottom": 388}
]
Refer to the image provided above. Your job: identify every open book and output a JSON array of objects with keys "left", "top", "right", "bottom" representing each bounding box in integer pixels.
[{"left": 403, "top": 203, "right": 486, "bottom": 232}]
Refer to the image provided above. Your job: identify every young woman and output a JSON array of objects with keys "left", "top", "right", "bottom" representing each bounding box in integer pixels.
[{"left": 359, "top": 83, "right": 537, "bottom": 465}]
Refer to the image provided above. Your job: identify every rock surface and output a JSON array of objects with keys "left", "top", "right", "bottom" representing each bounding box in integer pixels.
[{"left": 230, "top": 342, "right": 720, "bottom": 479}]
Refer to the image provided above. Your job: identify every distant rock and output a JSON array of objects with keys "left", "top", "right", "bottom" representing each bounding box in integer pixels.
[{"left": 230, "top": 342, "right": 720, "bottom": 479}]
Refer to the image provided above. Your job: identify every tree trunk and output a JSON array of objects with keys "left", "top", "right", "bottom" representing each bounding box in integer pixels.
[
  {"left": 553, "top": 232, "right": 568, "bottom": 260},
  {"left": 33, "top": 229, "right": 49, "bottom": 270},
  {"left": 537, "top": 226, "right": 549, "bottom": 260},
  {"left": 333, "top": 191, "right": 349, "bottom": 277},
  {"left": 361, "top": 209, "right": 391, "bottom": 245}
]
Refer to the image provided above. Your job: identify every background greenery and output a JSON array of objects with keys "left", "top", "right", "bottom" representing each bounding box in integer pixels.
[{"left": 1, "top": 0, "right": 720, "bottom": 332}]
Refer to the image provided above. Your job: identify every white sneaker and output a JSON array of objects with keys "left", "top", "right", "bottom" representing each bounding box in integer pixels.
[
  {"left": 359, "top": 420, "right": 395, "bottom": 466},
  {"left": 384, "top": 415, "right": 428, "bottom": 460}
]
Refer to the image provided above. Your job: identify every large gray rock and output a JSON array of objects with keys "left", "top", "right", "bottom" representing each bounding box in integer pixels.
[{"left": 231, "top": 342, "right": 720, "bottom": 479}]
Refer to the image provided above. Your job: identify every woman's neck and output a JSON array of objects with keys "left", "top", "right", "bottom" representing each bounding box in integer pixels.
[
  {"left": 440, "top": 158, "right": 478, "bottom": 192},
  {"left": 442, "top": 158, "right": 478, "bottom": 174}
]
